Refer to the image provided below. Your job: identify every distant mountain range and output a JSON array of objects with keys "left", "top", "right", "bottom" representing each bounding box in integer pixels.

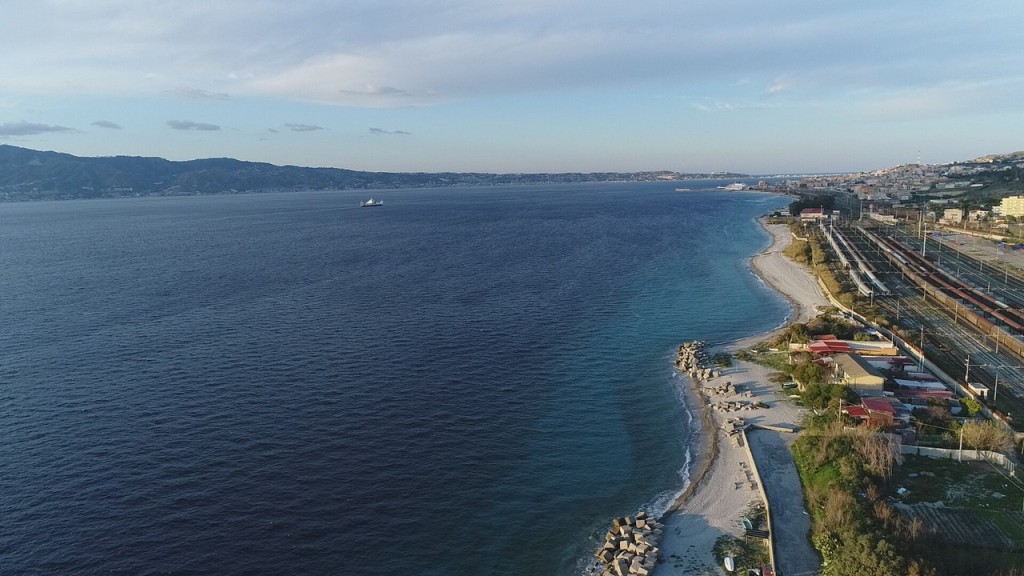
[{"left": 0, "top": 145, "right": 750, "bottom": 202}]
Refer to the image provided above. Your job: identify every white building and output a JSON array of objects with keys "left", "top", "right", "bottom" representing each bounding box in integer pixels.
[
  {"left": 967, "top": 209, "right": 989, "bottom": 222},
  {"left": 999, "top": 195, "right": 1024, "bottom": 218},
  {"left": 942, "top": 208, "right": 964, "bottom": 224}
]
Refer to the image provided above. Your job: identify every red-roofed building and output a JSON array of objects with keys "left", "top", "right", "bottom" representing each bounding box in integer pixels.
[
  {"left": 800, "top": 207, "right": 828, "bottom": 221},
  {"left": 845, "top": 397, "right": 903, "bottom": 428},
  {"left": 892, "top": 388, "right": 955, "bottom": 405},
  {"left": 793, "top": 338, "right": 898, "bottom": 357},
  {"left": 862, "top": 397, "right": 897, "bottom": 416}
]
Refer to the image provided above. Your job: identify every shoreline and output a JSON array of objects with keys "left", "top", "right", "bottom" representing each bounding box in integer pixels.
[
  {"left": 666, "top": 218, "right": 826, "bottom": 513},
  {"left": 650, "top": 217, "right": 829, "bottom": 575}
]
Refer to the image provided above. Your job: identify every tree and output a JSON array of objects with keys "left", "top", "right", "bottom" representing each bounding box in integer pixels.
[
  {"left": 793, "top": 362, "right": 828, "bottom": 385},
  {"left": 960, "top": 396, "right": 982, "bottom": 417},
  {"left": 960, "top": 420, "right": 1014, "bottom": 452},
  {"left": 801, "top": 381, "right": 855, "bottom": 410},
  {"left": 823, "top": 532, "right": 906, "bottom": 576},
  {"left": 789, "top": 194, "right": 837, "bottom": 216},
  {"left": 912, "top": 405, "right": 952, "bottom": 435}
]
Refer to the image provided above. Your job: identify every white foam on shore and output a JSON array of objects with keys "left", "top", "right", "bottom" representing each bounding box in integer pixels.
[
  {"left": 574, "top": 358, "right": 701, "bottom": 576},
  {"left": 636, "top": 369, "right": 698, "bottom": 521},
  {"left": 580, "top": 218, "right": 819, "bottom": 575},
  {"left": 750, "top": 264, "right": 795, "bottom": 330}
]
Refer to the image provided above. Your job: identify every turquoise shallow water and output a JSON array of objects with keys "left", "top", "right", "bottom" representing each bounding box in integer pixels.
[{"left": 0, "top": 183, "right": 789, "bottom": 575}]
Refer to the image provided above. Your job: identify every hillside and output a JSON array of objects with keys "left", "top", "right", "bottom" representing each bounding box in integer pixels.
[{"left": 0, "top": 145, "right": 746, "bottom": 202}]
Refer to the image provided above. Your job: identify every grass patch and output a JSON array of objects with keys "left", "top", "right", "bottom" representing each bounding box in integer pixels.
[
  {"left": 712, "top": 535, "right": 769, "bottom": 574},
  {"left": 740, "top": 350, "right": 791, "bottom": 373},
  {"left": 891, "top": 455, "right": 1024, "bottom": 513},
  {"left": 710, "top": 352, "right": 732, "bottom": 368},
  {"left": 807, "top": 463, "right": 842, "bottom": 492},
  {"left": 981, "top": 510, "right": 1024, "bottom": 542}
]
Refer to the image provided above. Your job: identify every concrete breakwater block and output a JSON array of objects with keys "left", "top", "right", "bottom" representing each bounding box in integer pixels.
[
  {"left": 594, "top": 514, "right": 664, "bottom": 576},
  {"left": 676, "top": 340, "right": 714, "bottom": 382}
]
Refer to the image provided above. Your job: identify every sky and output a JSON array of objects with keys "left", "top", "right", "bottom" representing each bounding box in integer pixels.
[{"left": 1, "top": 1, "right": 1022, "bottom": 174}]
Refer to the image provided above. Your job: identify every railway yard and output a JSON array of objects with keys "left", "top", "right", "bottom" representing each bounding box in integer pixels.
[{"left": 824, "top": 220, "right": 1024, "bottom": 433}]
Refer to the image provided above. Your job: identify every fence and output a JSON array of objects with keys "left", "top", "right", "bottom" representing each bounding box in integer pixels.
[{"left": 900, "top": 444, "right": 1016, "bottom": 477}]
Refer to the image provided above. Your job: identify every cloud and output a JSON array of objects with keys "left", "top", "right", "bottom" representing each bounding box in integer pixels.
[
  {"left": 857, "top": 78, "right": 1024, "bottom": 121},
  {"left": 284, "top": 123, "right": 323, "bottom": 132},
  {"left": 692, "top": 100, "right": 736, "bottom": 113},
  {"left": 167, "top": 120, "right": 221, "bottom": 131},
  {"left": 0, "top": 121, "right": 74, "bottom": 136},
  {"left": 339, "top": 86, "right": 413, "bottom": 98},
  {"left": 766, "top": 76, "right": 795, "bottom": 95},
  {"left": 370, "top": 127, "right": 411, "bottom": 135},
  {"left": 162, "top": 86, "right": 231, "bottom": 100},
  {"left": 92, "top": 120, "right": 122, "bottom": 129},
  {"left": 0, "top": 1, "right": 1019, "bottom": 116}
]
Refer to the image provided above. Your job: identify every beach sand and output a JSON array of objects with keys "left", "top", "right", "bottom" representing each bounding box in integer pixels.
[{"left": 651, "top": 220, "right": 830, "bottom": 576}]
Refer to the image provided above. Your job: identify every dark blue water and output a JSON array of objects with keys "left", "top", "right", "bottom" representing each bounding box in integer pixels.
[{"left": 0, "top": 183, "right": 789, "bottom": 575}]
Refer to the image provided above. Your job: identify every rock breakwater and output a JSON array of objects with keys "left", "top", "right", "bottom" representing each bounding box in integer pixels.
[
  {"left": 677, "top": 341, "right": 765, "bottom": 414},
  {"left": 593, "top": 512, "right": 664, "bottom": 576},
  {"left": 674, "top": 341, "right": 718, "bottom": 382}
]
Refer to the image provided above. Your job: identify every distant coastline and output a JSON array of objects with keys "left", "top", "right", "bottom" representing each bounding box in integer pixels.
[{"left": 0, "top": 144, "right": 757, "bottom": 202}]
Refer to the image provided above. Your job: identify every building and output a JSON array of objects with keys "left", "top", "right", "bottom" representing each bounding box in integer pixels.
[
  {"left": 844, "top": 397, "right": 902, "bottom": 428},
  {"left": 967, "top": 209, "right": 989, "bottom": 222},
  {"left": 799, "top": 207, "right": 828, "bottom": 221},
  {"left": 942, "top": 208, "right": 964, "bottom": 224},
  {"left": 792, "top": 335, "right": 899, "bottom": 357},
  {"left": 832, "top": 353, "right": 886, "bottom": 392},
  {"left": 999, "top": 195, "right": 1024, "bottom": 218}
]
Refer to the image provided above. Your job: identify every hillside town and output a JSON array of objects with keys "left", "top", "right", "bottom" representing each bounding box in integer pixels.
[{"left": 776, "top": 151, "right": 1024, "bottom": 232}]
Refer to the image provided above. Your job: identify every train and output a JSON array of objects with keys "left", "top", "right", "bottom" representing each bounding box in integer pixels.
[{"left": 855, "top": 225, "right": 1024, "bottom": 360}]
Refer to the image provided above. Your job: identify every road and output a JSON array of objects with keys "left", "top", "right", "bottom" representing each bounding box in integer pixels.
[{"left": 747, "top": 429, "right": 821, "bottom": 576}]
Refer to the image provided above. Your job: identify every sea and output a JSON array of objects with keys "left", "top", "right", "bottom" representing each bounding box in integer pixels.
[{"left": 0, "top": 182, "right": 790, "bottom": 575}]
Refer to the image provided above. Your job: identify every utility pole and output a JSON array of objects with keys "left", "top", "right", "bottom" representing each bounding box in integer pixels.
[
  {"left": 993, "top": 366, "right": 1022, "bottom": 404},
  {"left": 919, "top": 325, "right": 926, "bottom": 371},
  {"left": 958, "top": 425, "right": 964, "bottom": 463}
]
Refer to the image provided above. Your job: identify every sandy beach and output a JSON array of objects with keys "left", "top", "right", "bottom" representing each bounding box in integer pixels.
[{"left": 651, "top": 220, "right": 830, "bottom": 576}]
